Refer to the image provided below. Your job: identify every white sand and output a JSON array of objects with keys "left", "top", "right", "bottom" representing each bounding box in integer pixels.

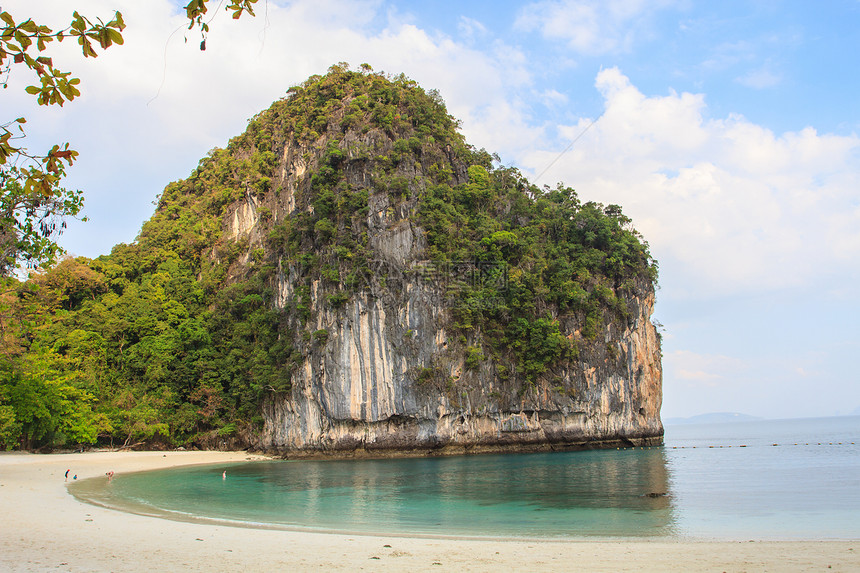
[{"left": 1, "top": 451, "right": 857, "bottom": 572}]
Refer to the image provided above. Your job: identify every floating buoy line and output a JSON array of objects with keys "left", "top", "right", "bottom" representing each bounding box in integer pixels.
[{"left": 613, "top": 442, "right": 856, "bottom": 450}]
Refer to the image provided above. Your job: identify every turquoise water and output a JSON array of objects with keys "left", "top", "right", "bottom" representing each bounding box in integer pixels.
[{"left": 71, "top": 416, "right": 860, "bottom": 540}]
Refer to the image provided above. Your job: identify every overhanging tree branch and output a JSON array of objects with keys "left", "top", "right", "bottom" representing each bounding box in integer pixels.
[{"left": 1, "top": 2, "right": 258, "bottom": 276}]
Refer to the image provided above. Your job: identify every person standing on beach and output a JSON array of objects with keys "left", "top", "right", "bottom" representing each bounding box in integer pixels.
[
  {"left": 64, "top": 469, "right": 70, "bottom": 481},
  {"left": 106, "top": 471, "right": 114, "bottom": 482}
]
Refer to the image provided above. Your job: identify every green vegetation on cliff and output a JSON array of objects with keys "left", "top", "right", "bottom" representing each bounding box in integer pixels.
[{"left": 0, "top": 64, "right": 656, "bottom": 450}]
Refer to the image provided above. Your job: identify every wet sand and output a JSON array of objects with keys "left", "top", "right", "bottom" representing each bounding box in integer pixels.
[{"left": 1, "top": 451, "right": 857, "bottom": 572}]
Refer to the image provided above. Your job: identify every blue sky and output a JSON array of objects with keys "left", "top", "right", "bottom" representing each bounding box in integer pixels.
[{"left": 6, "top": 0, "right": 860, "bottom": 419}]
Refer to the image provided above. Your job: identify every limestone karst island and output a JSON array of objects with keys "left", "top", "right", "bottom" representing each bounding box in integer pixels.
[{"left": 2, "top": 64, "right": 662, "bottom": 455}]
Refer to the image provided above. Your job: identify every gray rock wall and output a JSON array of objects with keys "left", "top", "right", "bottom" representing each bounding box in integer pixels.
[{"left": 259, "top": 267, "right": 662, "bottom": 456}]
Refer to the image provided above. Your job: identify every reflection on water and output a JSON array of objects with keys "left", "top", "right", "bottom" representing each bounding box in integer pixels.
[
  {"left": 70, "top": 417, "right": 860, "bottom": 539},
  {"left": 71, "top": 448, "right": 676, "bottom": 538}
]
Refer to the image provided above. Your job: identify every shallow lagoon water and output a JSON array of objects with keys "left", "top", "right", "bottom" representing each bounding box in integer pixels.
[{"left": 71, "top": 416, "right": 860, "bottom": 539}]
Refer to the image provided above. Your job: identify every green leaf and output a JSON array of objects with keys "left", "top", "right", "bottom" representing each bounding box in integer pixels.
[
  {"left": 81, "top": 40, "right": 97, "bottom": 58},
  {"left": 107, "top": 28, "right": 123, "bottom": 45},
  {"left": 24, "top": 86, "right": 41, "bottom": 95},
  {"left": 107, "top": 12, "right": 126, "bottom": 32},
  {"left": 15, "top": 31, "right": 32, "bottom": 50},
  {"left": 70, "top": 12, "right": 86, "bottom": 32},
  {"left": 97, "top": 29, "right": 111, "bottom": 49}
]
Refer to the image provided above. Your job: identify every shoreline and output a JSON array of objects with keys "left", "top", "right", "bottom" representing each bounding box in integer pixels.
[
  {"left": 253, "top": 433, "right": 665, "bottom": 460},
  {"left": 1, "top": 451, "right": 857, "bottom": 572}
]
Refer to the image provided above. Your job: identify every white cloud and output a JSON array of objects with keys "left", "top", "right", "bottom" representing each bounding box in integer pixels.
[
  {"left": 515, "top": 0, "right": 680, "bottom": 54},
  {"left": 458, "top": 16, "right": 489, "bottom": 43},
  {"left": 523, "top": 68, "right": 860, "bottom": 298},
  {"left": 736, "top": 65, "right": 782, "bottom": 89},
  {"left": 676, "top": 369, "right": 720, "bottom": 384},
  {"left": 667, "top": 350, "right": 746, "bottom": 388},
  {"left": 541, "top": 89, "right": 569, "bottom": 107},
  {"left": 699, "top": 40, "right": 758, "bottom": 72}
]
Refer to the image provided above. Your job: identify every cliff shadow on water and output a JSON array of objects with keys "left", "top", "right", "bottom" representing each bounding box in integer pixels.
[{"left": 3, "top": 63, "right": 662, "bottom": 455}]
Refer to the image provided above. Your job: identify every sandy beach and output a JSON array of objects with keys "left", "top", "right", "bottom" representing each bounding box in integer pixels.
[{"left": 0, "top": 451, "right": 856, "bottom": 572}]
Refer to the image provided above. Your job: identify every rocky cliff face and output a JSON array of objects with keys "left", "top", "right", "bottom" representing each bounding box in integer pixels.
[
  {"left": 258, "top": 279, "right": 662, "bottom": 455},
  {"left": 213, "top": 66, "right": 662, "bottom": 456}
]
